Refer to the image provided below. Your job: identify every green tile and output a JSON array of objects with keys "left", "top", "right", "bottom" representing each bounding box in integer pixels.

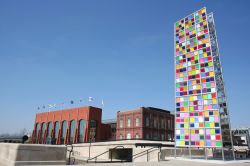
[{"left": 216, "top": 141, "right": 222, "bottom": 147}]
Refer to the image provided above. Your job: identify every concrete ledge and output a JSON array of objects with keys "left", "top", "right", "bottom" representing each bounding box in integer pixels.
[
  {"left": 69, "top": 140, "right": 174, "bottom": 162},
  {"left": 0, "top": 143, "right": 66, "bottom": 166},
  {"left": 166, "top": 157, "right": 250, "bottom": 164}
]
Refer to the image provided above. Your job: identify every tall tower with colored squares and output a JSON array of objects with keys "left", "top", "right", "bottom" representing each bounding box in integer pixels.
[{"left": 174, "top": 7, "right": 234, "bottom": 159}]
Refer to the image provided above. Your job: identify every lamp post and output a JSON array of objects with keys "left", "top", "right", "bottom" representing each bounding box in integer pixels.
[{"left": 89, "top": 136, "right": 92, "bottom": 159}]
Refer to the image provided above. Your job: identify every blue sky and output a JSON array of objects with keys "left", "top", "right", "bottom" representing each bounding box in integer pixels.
[{"left": 0, "top": 0, "right": 249, "bottom": 134}]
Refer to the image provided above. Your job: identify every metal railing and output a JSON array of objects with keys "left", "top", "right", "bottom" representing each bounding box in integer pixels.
[
  {"left": 86, "top": 145, "right": 125, "bottom": 163},
  {"left": 133, "top": 147, "right": 161, "bottom": 162},
  {"left": 66, "top": 144, "right": 75, "bottom": 165}
]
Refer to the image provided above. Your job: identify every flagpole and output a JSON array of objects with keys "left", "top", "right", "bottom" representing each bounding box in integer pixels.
[
  {"left": 70, "top": 100, "right": 74, "bottom": 108},
  {"left": 101, "top": 99, "right": 104, "bottom": 110},
  {"left": 61, "top": 102, "right": 64, "bottom": 111},
  {"left": 88, "top": 97, "right": 94, "bottom": 106},
  {"left": 79, "top": 99, "right": 82, "bottom": 107}
]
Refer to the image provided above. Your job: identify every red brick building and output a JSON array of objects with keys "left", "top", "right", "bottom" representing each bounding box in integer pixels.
[
  {"left": 116, "top": 107, "right": 174, "bottom": 141},
  {"left": 32, "top": 106, "right": 111, "bottom": 144},
  {"left": 102, "top": 119, "right": 117, "bottom": 141}
]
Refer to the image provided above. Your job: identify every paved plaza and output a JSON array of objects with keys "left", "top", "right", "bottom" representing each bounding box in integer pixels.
[{"left": 82, "top": 159, "right": 250, "bottom": 166}]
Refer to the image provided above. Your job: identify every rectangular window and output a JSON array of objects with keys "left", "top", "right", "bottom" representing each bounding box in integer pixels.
[
  {"left": 168, "top": 119, "right": 171, "bottom": 129},
  {"left": 120, "top": 119, "right": 123, "bottom": 128},
  {"left": 146, "top": 117, "right": 149, "bottom": 127},
  {"left": 127, "top": 118, "right": 131, "bottom": 127},
  {"left": 168, "top": 133, "right": 172, "bottom": 141},
  {"left": 135, "top": 117, "right": 139, "bottom": 127},
  {"left": 161, "top": 119, "right": 164, "bottom": 129},
  {"left": 126, "top": 133, "right": 131, "bottom": 139},
  {"left": 154, "top": 118, "right": 157, "bottom": 128}
]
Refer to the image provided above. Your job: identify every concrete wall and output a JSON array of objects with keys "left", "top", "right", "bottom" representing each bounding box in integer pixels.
[
  {"left": 0, "top": 143, "right": 66, "bottom": 166},
  {"left": 68, "top": 140, "right": 174, "bottom": 163}
]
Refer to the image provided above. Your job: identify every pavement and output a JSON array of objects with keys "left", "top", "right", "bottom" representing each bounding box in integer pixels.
[
  {"left": 81, "top": 158, "right": 250, "bottom": 166},
  {"left": 1, "top": 158, "right": 250, "bottom": 166}
]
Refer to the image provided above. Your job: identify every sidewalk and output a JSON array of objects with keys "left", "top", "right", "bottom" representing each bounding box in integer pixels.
[{"left": 82, "top": 158, "right": 250, "bottom": 166}]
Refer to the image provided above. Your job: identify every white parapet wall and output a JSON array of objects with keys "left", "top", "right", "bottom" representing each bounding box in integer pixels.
[{"left": 0, "top": 143, "right": 67, "bottom": 166}]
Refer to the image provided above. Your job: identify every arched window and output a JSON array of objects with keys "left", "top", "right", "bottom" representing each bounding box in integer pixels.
[
  {"left": 46, "top": 122, "right": 53, "bottom": 144},
  {"left": 60, "top": 121, "right": 68, "bottom": 144},
  {"left": 53, "top": 121, "right": 60, "bottom": 144},
  {"left": 69, "top": 120, "right": 76, "bottom": 144},
  {"left": 78, "top": 119, "right": 86, "bottom": 143},
  {"left": 35, "top": 123, "right": 40, "bottom": 137},
  {"left": 40, "top": 123, "right": 46, "bottom": 144}
]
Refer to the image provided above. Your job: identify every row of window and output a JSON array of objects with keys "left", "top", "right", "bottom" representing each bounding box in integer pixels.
[
  {"left": 119, "top": 133, "right": 139, "bottom": 140},
  {"left": 119, "top": 133, "right": 173, "bottom": 141},
  {"left": 119, "top": 117, "right": 140, "bottom": 128},
  {"left": 34, "top": 119, "right": 96, "bottom": 144},
  {"left": 119, "top": 117, "right": 173, "bottom": 129}
]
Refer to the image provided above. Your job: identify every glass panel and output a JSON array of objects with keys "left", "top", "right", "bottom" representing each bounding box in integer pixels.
[
  {"left": 69, "top": 120, "right": 76, "bottom": 144},
  {"left": 40, "top": 123, "right": 46, "bottom": 144},
  {"left": 35, "top": 123, "right": 40, "bottom": 137},
  {"left": 78, "top": 119, "right": 86, "bottom": 143},
  {"left": 175, "top": 8, "right": 225, "bottom": 149},
  {"left": 46, "top": 122, "right": 53, "bottom": 144},
  {"left": 60, "top": 121, "right": 68, "bottom": 144},
  {"left": 53, "top": 122, "right": 60, "bottom": 144}
]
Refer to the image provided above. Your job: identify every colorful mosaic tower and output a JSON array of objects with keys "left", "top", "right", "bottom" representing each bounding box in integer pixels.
[{"left": 174, "top": 8, "right": 234, "bottom": 159}]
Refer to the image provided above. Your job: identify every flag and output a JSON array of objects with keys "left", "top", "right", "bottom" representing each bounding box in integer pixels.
[
  {"left": 88, "top": 97, "right": 94, "bottom": 102},
  {"left": 70, "top": 100, "right": 74, "bottom": 104},
  {"left": 42, "top": 105, "right": 45, "bottom": 109},
  {"left": 101, "top": 99, "right": 104, "bottom": 106},
  {"left": 79, "top": 99, "right": 83, "bottom": 103},
  {"left": 37, "top": 107, "right": 40, "bottom": 110},
  {"left": 48, "top": 104, "right": 53, "bottom": 108}
]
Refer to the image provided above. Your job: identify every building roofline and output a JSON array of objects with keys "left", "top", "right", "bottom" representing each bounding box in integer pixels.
[
  {"left": 36, "top": 105, "right": 102, "bottom": 115},
  {"left": 117, "top": 106, "right": 172, "bottom": 115},
  {"left": 143, "top": 107, "right": 171, "bottom": 114},
  {"left": 102, "top": 119, "right": 117, "bottom": 124}
]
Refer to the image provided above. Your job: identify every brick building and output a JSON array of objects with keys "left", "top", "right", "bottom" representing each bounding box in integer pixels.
[
  {"left": 32, "top": 106, "right": 111, "bottom": 144},
  {"left": 102, "top": 119, "right": 117, "bottom": 141},
  {"left": 116, "top": 107, "right": 174, "bottom": 141}
]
